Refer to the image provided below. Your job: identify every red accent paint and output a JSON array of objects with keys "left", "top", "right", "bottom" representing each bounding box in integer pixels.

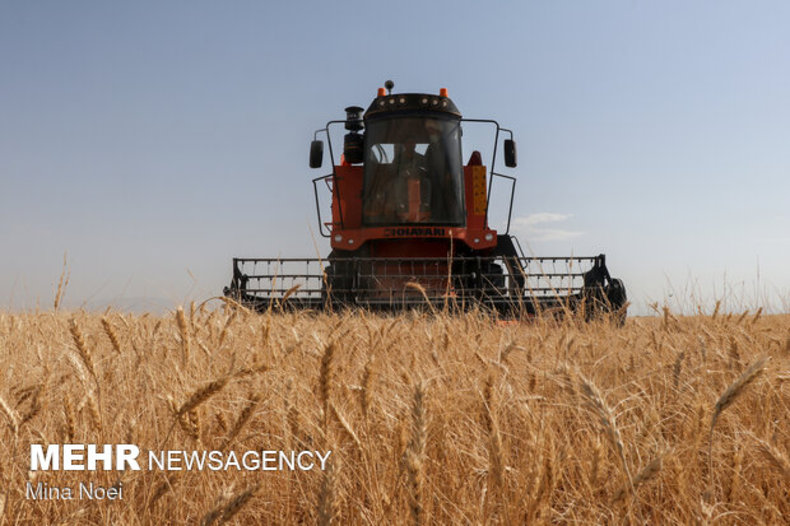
[{"left": 329, "top": 164, "right": 497, "bottom": 253}]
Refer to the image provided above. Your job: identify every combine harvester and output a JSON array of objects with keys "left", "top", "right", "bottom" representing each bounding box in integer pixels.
[{"left": 225, "top": 81, "right": 627, "bottom": 320}]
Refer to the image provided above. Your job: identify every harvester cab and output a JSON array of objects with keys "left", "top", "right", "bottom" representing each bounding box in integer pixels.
[{"left": 226, "top": 81, "right": 627, "bottom": 320}]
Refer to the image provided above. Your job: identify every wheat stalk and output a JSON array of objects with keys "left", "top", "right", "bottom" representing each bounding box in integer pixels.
[
  {"left": 176, "top": 377, "right": 230, "bottom": 417},
  {"left": 285, "top": 378, "right": 301, "bottom": 448},
  {"left": 754, "top": 437, "right": 790, "bottom": 481},
  {"left": 218, "top": 310, "right": 238, "bottom": 349},
  {"left": 320, "top": 341, "right": 336, "bottom": 430},
  {"left": 168, "top": 396, "right": 200, "bottom": 443},
  {"left": 708, "top": 355, "right": 770, "bottom": 489},
  {"left": 19, "top": 384, "right": 44, "bottom": 427},
  {"left": 613, "top": 452, "right": 666, "bottom": 502},
  {"left": 578, "top": 376, "right": 629, "bottom": 475},
  {"left": 727, "top": 442, "right": 743, "bottom": 502},
  {"left": 578, "top": 374, "right": 637, "bottom": 516},
  {"left": 217, "top": 484, "right": 258, "bottom": 524},
  {"left": 330, "top": 401, "right": 362, "bottom": 450},
  {"left": 200, "top": 483, "right": 259, "bottom": 526},
  {"left": 589, "top": 437, "right": 603, "bottom": 488},
  {"left": 101, "top": 316, "right": 121, "bottom": 353},
  {"left": 175, "top": 306, "right": 191, "bottom": 362},
  {"left": 149, "top": 473, "right": 180, "bottom": 507},
  {"left": 404, "top": 380, "right": 427, "bottom": 526},
  {"left": 69, "top": 318, "right": 96, "bottom": 380},
  {"left": 710, "top": 355, "right": 770, "bottom": 431},
  {"left": 215, "top": 412, "right": 228, "bottom": 433},
  {"left": 62, "top": 395, "right": 76, "bottom": 442},
  {"left": 405, "top": 282, "right": 437, "bottom": 315},
  {"left": 361, "top": 354, "right": 376, "bottom": 420},
  {"left": 53, "top": 253, "right": 69, "bottom": 310},
  {"left": 279, "top": 284, "right": 302, "bottom": 308},
  {"left": 317, "top": 460, "right": 339, "bottom": 526},
  {"left": 482, "top": 374, "right": 505, "bottom": 492},
  {"left": 672, "top": 351, "right": 685, "bottom": 392},
  {"left": 0, "top": 395, "right": 19, "bottom": 435},
  {"left": 87, "top": 394, "right": 102, "bottom": 435},
  {"left": 220, "top": 393, "right": 259, "bottom": 449}
]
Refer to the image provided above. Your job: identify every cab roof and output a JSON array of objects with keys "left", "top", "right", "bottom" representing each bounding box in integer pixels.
[{"left": 364, "top": 93, "right": 461, "bottom": 119}]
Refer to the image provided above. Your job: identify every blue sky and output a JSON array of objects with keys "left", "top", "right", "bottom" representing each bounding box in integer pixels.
[{"left": 1, "top": 1, "right": 788, "bottom": 314}]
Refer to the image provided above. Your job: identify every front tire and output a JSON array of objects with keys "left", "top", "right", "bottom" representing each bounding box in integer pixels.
[{"left": 605, "top": 278, "right": 627, "bottom": 326}]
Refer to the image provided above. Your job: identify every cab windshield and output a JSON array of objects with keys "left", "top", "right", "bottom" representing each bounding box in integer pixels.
[{"left": 362, "top": 116, "right": 464, "bottom": 226}]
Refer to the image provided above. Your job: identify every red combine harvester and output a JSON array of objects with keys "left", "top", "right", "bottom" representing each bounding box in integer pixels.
[{"left": 225, "top": 81, "right": 627, "bottom": 320}]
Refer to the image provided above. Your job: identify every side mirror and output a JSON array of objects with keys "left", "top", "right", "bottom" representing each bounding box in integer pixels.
[
  {"left": 504, "top": 139, "right": 517, "bottom": 168},
  {"left": 309, "top": 140, "right": 324, "bottom": 168}
]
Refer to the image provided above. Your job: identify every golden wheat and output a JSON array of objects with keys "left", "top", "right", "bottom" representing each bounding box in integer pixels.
[
  {"left": 176, "top": 377, "right": 230, "bottom": 417},
  {"left": 100, "top": 316, "right": 122, "bottom": 354},
  {"left": 0, "top": 308, "right": 787, "bottom": 524}
]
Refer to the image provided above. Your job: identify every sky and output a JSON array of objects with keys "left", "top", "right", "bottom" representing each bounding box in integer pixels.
[{"left": 1, "top": 1, "right": 789, "bottom": 315}]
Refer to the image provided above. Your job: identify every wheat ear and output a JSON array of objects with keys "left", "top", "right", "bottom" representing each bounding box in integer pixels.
[
  {"left": 483, "top": 374, "right": 505, "bottom": 492},
  {"left": 317, "top": 459, "right": 339, "bottom": 526},
  {"left": 708, "top": 356, "right": 770, "bottom": 488},
  {"left": 319, "top": 341, "right": 336, "bottom": 430},
  {"left": 578, "top": 375, "right": 636, "bottom": 509},
  {"left": 69, "top": 318, "right": 96, "bottom": 380},
  {"left": 754, "top": 436, "right": 790, "bottom": 481},
  {"left": 404, "top": 381, "right": 427, "bottom": 526},
  {"left": 200, "top": 483, "right": 259, "bottom": 526},
  {"left": 101, "top": 316, "right": 122, "bottom": 353},
  {"left": 63, "top": 395, "right": 76, "bottom": 442},
  {"left": 54, "top": 253, "right": 69, "bottom": 310},
  {"left": 220, "top": 393, "right": 260, "bottom": 449},
  {"left": 613, "top": 452, "right": 666, "bottom": 502},
  {"left": 0, "top": 395, "right": 19, "bottom": 435},
  {"left": 176, "top": 306, "right": 190, "bottom": 361},
  {"left": 361, "top": 354, "right": 376, "bottom": 420},
  {"left": 710, "top": 355, "right": 770, "bottom": 433},
  {"left": 176, "top": 377, "right": 229, "bottom": 417}
]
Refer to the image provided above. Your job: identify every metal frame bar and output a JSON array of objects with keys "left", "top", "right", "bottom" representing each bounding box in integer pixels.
[
  {"left": 312, "top": 174, "right": 333, "bottom": 237},
  {"left": 312, "top": 121, "right": 347, "bottom": 231},
  {"left": 313, "top": 117, "right": 518, "bottom": 237},
  {"left": 459, "top": 119, "right": 515, "bottom": 232}
]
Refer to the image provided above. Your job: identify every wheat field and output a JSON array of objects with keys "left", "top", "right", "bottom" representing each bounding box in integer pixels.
[{"left": 0, "top": 304, "right": 788, "bottom": 525}]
